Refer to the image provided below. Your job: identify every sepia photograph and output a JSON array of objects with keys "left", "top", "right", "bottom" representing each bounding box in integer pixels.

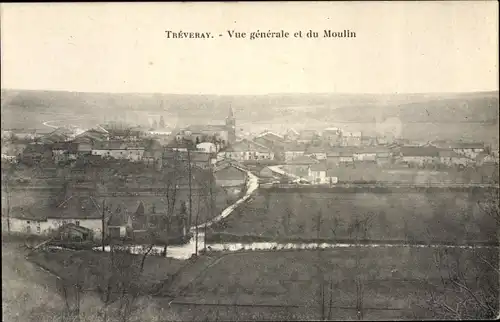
[{"left": 1, "top": 2, "right": 499, "bottom": 321}]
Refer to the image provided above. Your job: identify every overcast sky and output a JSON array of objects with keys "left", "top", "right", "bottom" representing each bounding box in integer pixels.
[{"left": 1, "top": 2, "right": 498, "bottom": 95}]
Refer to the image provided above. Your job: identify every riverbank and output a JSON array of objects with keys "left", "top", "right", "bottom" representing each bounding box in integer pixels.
[
  {"left": 209, "top": 189, "right": 498, "bottom": 245},
  {"left": 261, "top": 184, "right": 499, "bottom": 193},
  {"left": 204, "top": 231, "right": 500, "bottom": 247}
]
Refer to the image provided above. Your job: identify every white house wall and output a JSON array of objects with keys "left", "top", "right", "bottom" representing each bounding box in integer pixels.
[
  {"left": 92, "top": 149, "right": 144, "bottom": 161},
  {"left": 306, "top": 153, "right": 327, "bottom": 160},
  {"left": 354, "top": 153, "right": 377, "bottom": 161},
  {"left": 221, "top": 151, "right": 273, "bottom": 161},
  {"left": 285, "top": 151, "right": 304, "bottom": 161},
  {"left": 8, "top": 217, "right": 103, "bottom": 239}
]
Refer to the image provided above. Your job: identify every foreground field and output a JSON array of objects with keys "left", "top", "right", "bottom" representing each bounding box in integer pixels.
[
  {"left": 210, "top": 190, "right": 498, "bottom": 244},
  {"left": 27, "top": 248, "right": 187, "bottom": 293},
  {"left": 179, "top": 247, "right": 499, "bottom": 320},
  {"left": 1, "top": 242, "right": 110, "bottom": 322}
]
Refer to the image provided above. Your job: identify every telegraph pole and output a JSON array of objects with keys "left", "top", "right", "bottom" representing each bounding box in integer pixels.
[
  {"left": 5, "top": 178, "right": 11, "bottom": 235},
  {"left": 187, "top": 148, "right": 196, "bottom": 255},
  {"left": 355, "top": 217, "right": 363, "bottom": 320},
  {"left": 315, "top": 210, "right": 325, "bottom": 320},
  {"left": 205, "top": 154, "right": 213, "bottom": 250},
  {"left": 187, "top": 149, "right": 193, "bottom": 227},
  {"left": 102, "top": 199, "right": 106, "bottom": 251}
]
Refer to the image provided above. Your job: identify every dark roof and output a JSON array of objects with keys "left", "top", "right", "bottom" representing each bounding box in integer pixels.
[
  {"left": 93, "top": 141, "right": 123, "bottom": 150},
  {"left": 214, "top": 159, "right": 249, "bottom": 172},
  {"left": 286, "top": 155, "right": 319, "bottom": 165},
  {"left": 92, "top": 141, "right": 144, "bottom": 150},
  {"left": 55, "top": 195, "right": 102, "bottom": 219},
  {"left": 305, "top": 145, "right": 328, "bottom": 154},
  {"left": 431, "top": 140, "right": 484, "bottom": 150},
  {"left": 283, "top": 142, "right": 307, "bottom": 152},
  {"left": 10, "top": 206, "right": 48, "bottom": 221},
  {"left": 438, "top": 149, "right": 468, "bottom": 158},
  {"left": 75, "top": 130, "right": 109, "bottom": 141},
  {"left": 353, "top": 147, "right": 391, "bottom": 154},
  {"left": 23, "top": 143, "right": 52, "bottom": 154},
  {"left": 106, "top": 128, "right": 142, "bottom": 137},
  {"left": 299, "top": 130, "right": 318, "bottom": 140},
  {"left": 327, "top": 147, "right": 358, "bottom": 157},
  {"left": 255, "top": 132, "right": 285, "bottom": 142},
  {"left": 165, "top": 140, "right": 192, "bottom": 149},
  {"left": 10, "top": 195, "right": 101, "bottom": 220},
  {"left": 452, "top": 142, "right": 485, "bottom": 149},
  {"left": 58, "top": 223, "right": 93, "bottom": 234},
  {"left": 190, "top": 151, "right": 211, "bottom": 163},
  {"left": 259, "top": 166, "right": 275, "bottom": 178},
  {"left": 107, "top": 211, "right": 129, "bottom": 227},
  {"left": 52, "top": 142, "right": 79, "bottom": 153},
  {"left": 226, "top": 139, "right": 271, "bottom": 153},
  {"left": 162, "top": 150, "right": 210, "bottom": 163},
  {"left": 186, "top": 124, "right": 228, "bottom": 132},
  {"left": 214, "top": 165, "right": 247, "bottom": 180},
  {"left": 253, "top": 137, "right": 286, "bottom": 150},
  {"left": 310, "top": 162, "right": 328, "bottom": 171},
  {"left": 400, "top": 146, "right": 440, "bottom": 157}
]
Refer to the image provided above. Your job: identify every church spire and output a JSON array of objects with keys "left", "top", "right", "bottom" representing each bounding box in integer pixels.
[{"left": 226, "top": 106, "right": 236, "bottom": 144}]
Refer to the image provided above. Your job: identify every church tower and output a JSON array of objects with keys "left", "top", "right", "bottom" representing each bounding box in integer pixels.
[{"left": 225, "top": 106, "right": 236, "bottom": 144}]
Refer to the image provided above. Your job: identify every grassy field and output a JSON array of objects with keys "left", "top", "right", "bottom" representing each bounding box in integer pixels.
[
  {"left": 27, "top": 248, "right": 187, "bottom": 292},
  {"left": 2, "top": 241, "right": 185, "bottom": 321},
  {"left": 4, "top": 239, "right": 498, "bottom": 320},
  {"left": 178, "top": 247, "right": 498, "bottom": 320},
  {"left": 209, "top": 190, "right": 498, "bottom": 244}
]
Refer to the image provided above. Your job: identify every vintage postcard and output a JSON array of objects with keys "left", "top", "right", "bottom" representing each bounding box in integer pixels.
[{"left": 1, "top": 2, "right": 498, "bottom": 321}]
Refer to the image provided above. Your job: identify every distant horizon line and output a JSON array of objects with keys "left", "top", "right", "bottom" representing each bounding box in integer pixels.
[{"left": 2, "top": 87, "right": 499, "bottom": 97}]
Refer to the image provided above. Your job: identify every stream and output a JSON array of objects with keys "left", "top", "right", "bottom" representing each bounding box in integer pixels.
[{"left": 85, "top": 167, "right": 499, "bottom": 259}]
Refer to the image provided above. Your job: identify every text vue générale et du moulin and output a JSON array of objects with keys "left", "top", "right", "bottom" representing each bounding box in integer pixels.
[{"left": 164, "top": 29, "right": 356, "bottom": 39}]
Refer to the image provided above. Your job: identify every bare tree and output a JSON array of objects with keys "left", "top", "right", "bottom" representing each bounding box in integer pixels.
[
  {"left": 96, "top": 242, "right": 155, "bottom": 322},
  {"left": 425, "top": 247, "right": 499, "bottom": 320},
  {"left": 282, "top": 206, "right": 294, "bottom": 236},
  {"left": 158, "top": 150, "right": 191, "bottom": 256},
  {"left": 312, "top": 209, "right": 327, "bottom": 320},
  {"left": 56, "top": 254, "right": 85, "bottom": 322},
  {"left": 345, "top": 212, "right": 377, "bottom": 320},
  {"left": 424, "top": 190, "right": 499, "bottom": 320}
]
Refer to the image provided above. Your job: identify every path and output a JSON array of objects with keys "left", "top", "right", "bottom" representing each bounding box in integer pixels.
[
  {"left": 42, "top": 120, "right": 60, "bottom": 129},
  {"left": 267, "top": 165, "right": 301, "bottom": 180},
  {"left": 93, "top": 166, "right": 260, "bottom": 259}
]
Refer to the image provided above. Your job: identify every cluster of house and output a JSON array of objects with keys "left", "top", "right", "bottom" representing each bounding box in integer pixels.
[
  {"left": 17, "top": 127, "right": 219, "bottom": 168},
  {"left": 3, "top": 194, "right": 189, "bottom": 243},
  {"left": 216, "top": 127, "right": 497, "bottom": 168},
  {"left": 14, "top": 107, "right": 240, "bottom": 168}
]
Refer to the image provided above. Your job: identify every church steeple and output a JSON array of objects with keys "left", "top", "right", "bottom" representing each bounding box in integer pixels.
[{"left": 225, "top": 106, "right": 236, "bottom": 144}]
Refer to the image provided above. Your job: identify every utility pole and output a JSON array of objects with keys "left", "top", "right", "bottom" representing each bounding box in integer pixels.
[
  {"left": 205, "top": 155, "right": 213, "bottom": 250},
  {"left": 316, "top": 210, "right": 325, "bottom": 320},
  {"left": 187, "top": 149, "right": 192, "bottom": 227},
  {"left": 187, "top": 148, "right": 196, "bottom": 255},
  {"left": 5, "top": 178, "right": 11, "bottom": 235},
  {"left": 355, "top": 217, "right": 363, "bottom": 321},
  {"left": 101, "top": 199, "right": 106, "bottom": 251}
]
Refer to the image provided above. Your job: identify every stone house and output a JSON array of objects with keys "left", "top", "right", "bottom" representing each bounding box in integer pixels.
[{"left": 8, "top": 195, "right": 104, "bottom": 240}]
